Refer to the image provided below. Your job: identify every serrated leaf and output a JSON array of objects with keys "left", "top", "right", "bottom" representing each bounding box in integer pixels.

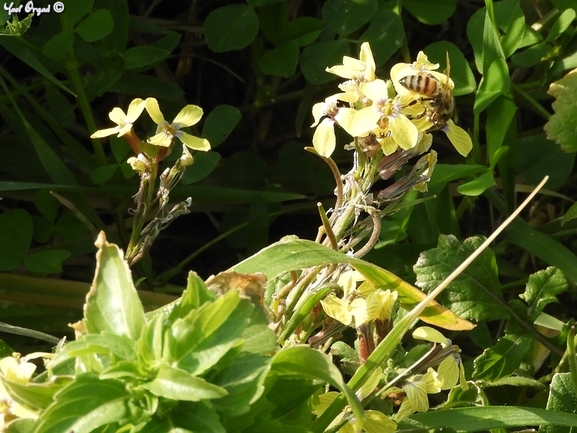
[
  {"left": 544, "top": 68, "right": 577, "bottom": 152},
  {"left": 472, "top": 333, "right": 532, "bottom": 380},
  {"left": 520, "top": 267, "right": 568, "bottom": 320},
  {"left": 84, "top": 232, "right": 145, "bottom": 340},
  {"left": 141, "top": 365, "right": 227, "bottom": 401},
  {"left": 414, "top": 234, "right": 509, "bottom": 322},
  {"left": 542, "top": 373, "right": 577, "bottom": 433},
  {"left": 204, "top": 5, "right": 259, "bottom": 52}
]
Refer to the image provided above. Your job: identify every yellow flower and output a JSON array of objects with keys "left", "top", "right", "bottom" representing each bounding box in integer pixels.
[
  {"left": 0, "top": 354, "right": 39, "bottom": 430},
  {"left": 145, "top": 98, "right": 210, "bottom": 151},
  {"left": 392, "top": 368, "right": 441, "bottom": 422},
  {"left": 326, "top": 42, "right": 376, "bottom": 83},
  {"left": 390, "top": 51, "right": 454, "bottom": 97},
  {"left": 440, "top": 119, "right": 473, "bottom": 157},
  {"left": 90, "top": 98, "right": 146, "bottom": 138}
]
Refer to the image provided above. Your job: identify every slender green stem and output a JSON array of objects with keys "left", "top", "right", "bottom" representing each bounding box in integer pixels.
[{"left": 511, "top": 83, "right": 551, "bottom": 121}]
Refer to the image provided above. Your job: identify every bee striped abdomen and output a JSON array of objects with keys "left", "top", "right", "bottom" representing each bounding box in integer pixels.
[{"left": 400, "top": 73, "right": 439, "bottom": 97}]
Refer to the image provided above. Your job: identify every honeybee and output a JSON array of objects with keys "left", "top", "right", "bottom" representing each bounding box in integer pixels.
[{"left": 399, "top": 54, "right": 455, "bottom": 132}]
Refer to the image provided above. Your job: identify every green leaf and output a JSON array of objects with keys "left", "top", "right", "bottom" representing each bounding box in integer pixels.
[
  {"left": 512, "top": 42, "right": 550, "bottom": 67},
  {"left": 498, "top": 0, "right": 526, "bottom": 58},
  {"left": 542, "top": 373, "right": 577, "bottom": 433},
  {"left": 300, "top": 40, "right": 349, "bottom": 85},
  {"left": 507, "top": 220, "right": 577, "bottom": 284},
  {"left": 182, "top": 151, "right": 221, "bottom": 185},
  {"left": 322, "top": 0, "right": 377, "bottom": 36},
  {"left": 284, "top": 17, "right": 324, "bottom": 46},
  {"left": 544, "top": 69, "right": 577, "bottom": 152},
  {"left": 561, "top": 202, "right": 577, "bottom": 225},
  {"left": 233, "top": 237, "right": 473, "bottom": 331},
  {"left": 31, "top": 375, "right": 138, "bottom": 433},
  {"left": 42, "top": 30, "right": 74, "bottom": 61},
  {"left": 520, "top": 267, "right": 568, "bottom": 320},
  {"left": 0, "top": 208, "right": 33, "bottom": 255},
  {"left": 360, "top": 9, "right": 404, "bottom": 65},
  {"left": 201, "top": 104, "right": 242, "bottom": 148},
  {"left": 545, "top": 8, "right": 576, "bottom": 43},
  {"left": 89, "top": 165, "right": 118, "bottom": 185},
  {"left": 122, "top": 46, "right": 170, "bottom": 71},
  {"left": 169, "top": 291, "right": 253, "bottom": 374},
  {"left": 424, "top": 41, "right": 476, "bottom": 96},
  {"left": 75, "top": 9, "right": 113, "bottom": 42},
  {"left": 140, "top": 402, "right": 225, "bottom": 433},
  {"left": 210, "top": 353, "right": 271, "bottom": 417},
  {"left": 84, "top": 232, "right": 146, "bottom": 340},
  {"left": 24, "top": 249, "right": 71, "bottom": 274},
  {"left": 456, "top": 170, "right": 496, "bottom": 196},
  {"left": 49, "top": 333, "right": 137, "bottom": 368},
  {"left": 414, "top": 234, "right": 509, "bottom": 321},
  {"left": 204, "top": 4, "right": 259, "bottom": 52},
  {"left": 403, "top": 0, "right": 457, "bottom": 25},
  {"left": 1, "top": 376, "right": 72, "bottom": 412},
  {"left": 271, "top": 346, "right": 364, "bottom": 431},
  {"left": 6, "top": 419, "right": 35, "bottom": 433},
  {"left": 258, "top": 41, "right": 299, "bottom": 77},
  {"left": 472, "top": 332, "right": 532, "bottom": 380},
  {"left": 402, "top": 406, "right": 577, "bottom": 432},
  {"left": 429, "top": 164, "right": 486, "bottom": 188},
  {"left": 141, "top": 365, "right": 227, "bottom": 401},
  {"left": 63, "top": 0, "right": 94, "bottom": 27},
  {"left": 486, "top": 95, "right": 517, "bottom": 164},
  {"left": 517, "top": 134, "right": 575, "bottom": 189}
]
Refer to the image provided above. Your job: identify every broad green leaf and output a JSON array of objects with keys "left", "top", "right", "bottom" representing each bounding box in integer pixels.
[
  {"left": 561, "top": 202, "right": 577, "bottom": 225},
  {"left": 512, "top": 42, "right": 550, "bottom": 67},
  {"left": 6, "top": 419, "right": 35, "bottom": 433},
  {"left": 322, "top": 0, "right": 377, "bottom": 36},
  {"left": 517, "top": 134, "right": 575, "bottom": 189},
  {"left": 486, "top": 95, "right": 517, "bottom": 164},
  {"left": 122, "top": 46, "right": 170, "bottom": 70},
  {"left": 170, "top": 272, "right": 215, "bottom": 318},
  {"left": 414, "top": 235, "right": 509, "bottom": 321},
  {"left": 141, "top": 365, "right": 227, "bottom": 401},
  {"left": 24, "top": 249, "right": 71, "bottom": 274},
  {"left": 456, "top": 170, "right": 496, "bottom": 196},
  {"left": 204, "top": 4, "right": 259, "bottom": 52},
  {"left": 361, "top": 10, "right": 404, "bottom": 65},
  {"left": 32, "top": 375, "right": 138, "bottom": 433},
  {"left": 169, "top": 291, "right": 252, "bottom": 374},
  {"left": 472, "top": 333, "right": 532, "bottom": 380},
  {"left": 182, "top": 151, "right": 221, "bottom": 185},
  {"left": 402, "top": 406, "right": 577, "bottom": 431},
  {"left": 271, "top": 346, "right": 364, "bottom": 431},
  {"left": 49, "top": 333, "right": 137, "bottom": 368},
  {"left": 1, "top": 376, "right": 72, "bottom": 412},
  {"left": 258, "top": 41, "right": 299, "bottom": 77},
  {"left": 545, "top": 8, "right": 576, "bottom": 43},
  {"left": 498, "top": 0, "right": 526, "bottom": 58},
  {"left": 89, "top": 164, "right": 118, "bottom": 185},
  {"left": 201, "top": 105, "right": 241, "bottom": 148},
  {"left": 84, "top": 232, "right": 145, "bottom": 340},
  {"left": 42, "top": 30, "right": 74, "bottom": 61},
  {"left": 0, "top": 209, "right": 33, "bottom": 256},
  {"left": 520, "top": 267, "right": 568, "bottom": 320},
  {"left": 508, "top": 220, "right": 577, "bottom": 283},
  {"left": 542, "top": 373, "right": 577, "bottom": 433},
  {"left": 544, "top": 69, "right": 577, "bottom": 153},
  {"left": 233, "top": 237, "right": 473, "bottom": 331},
  {"left": 140, "top": 402, "right": 225, "bottom": 433},
  {"left": 75, "top": 9, "right": 113, "bottom": 42},
  {"left": 284, "top": 17, "right": 324, "bottom": 46},
  {"left": 300, "top": 40, "right": 349, "bottom": 85},
  {"left": 424, "top": 41, "right": 476, "bottom": 96},
  {"left": 474, "top": 60, "right": 510, "bottom": 113},
  {"left": 429, "top": 164, "right": 486, "bottom": 188},
  {"left": 211, "top": 353, "right": 271, "bottom": 417},
  {"left": 62, "top": 0, "right": 94, "bottom": 27},
  {"left": 404, "top": 0, "right": 457, "bottom": 25}
]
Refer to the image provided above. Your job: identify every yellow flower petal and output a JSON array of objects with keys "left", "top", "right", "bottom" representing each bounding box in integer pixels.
[
  {"left": 147, "top": 131, "right": 172, "bottom": 147},
  {"left": 335, "top": 106, "right": 380, "bottom": 137},
  {"left": 363, "top": 410, "right": 397, "bottom": 433},
  {"left": 359, "top": 42, "right": 376, "bottom": 82},
  {"left": 173, "top": 104, "right": 203, "bottom": 127},
  {"left": 145, "top": 98, "right": 165, "bottom": 125},
  {"left": 320, "top": 294, "right": 352, "bottom": 325},
  {"left": 360, "top": 79, "right": 388, "bottom": 102},
  {"left": 178, "top": 131, "right": 211, "bottom": 151},
  {"left": 389, "top": 114, "right": 418, "bottom": 150},
  {"left": 108, "top": 107, "right": 127, "bottom": 124},
  {"left": 90, "top": 126, "right": 120, "bottom": 138},
  {"left": 443, "top": 120, "right": 472, "bottom": 156},
  {"left": 126, "top": 98, "right": 146, "bottom": 122},
  {"left": 403, "top": 379, "right": 428, "bottom": 412},
  {"left": 412, "top": 326, "right": 449, "bottom": 345},
  {"left": 313, "top": 118, "right": 336, "bottom": 158},
  {"left": 378, "top": 135, "right": 399, "bottom": 155},
  {"left": 438, "top": 355, "right": 459, "bottom": 390}
]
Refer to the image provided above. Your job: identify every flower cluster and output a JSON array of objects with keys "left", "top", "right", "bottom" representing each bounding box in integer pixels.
[{"left": 311, "top": 43, "right": 472, "bottom": 158}]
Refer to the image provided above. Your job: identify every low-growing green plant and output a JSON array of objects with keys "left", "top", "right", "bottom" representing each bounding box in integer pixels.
[{"left": 2, "top": 42, "right": 577, "bottom": 433}]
